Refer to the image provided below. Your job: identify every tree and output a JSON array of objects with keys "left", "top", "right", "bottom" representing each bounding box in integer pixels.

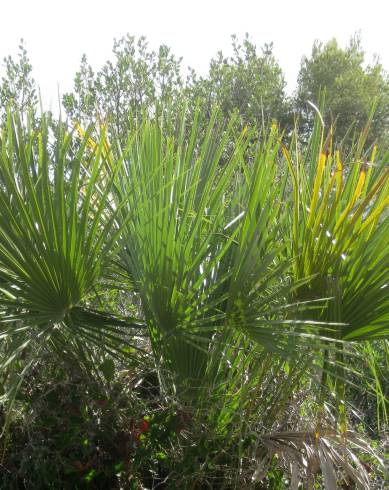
[
  {"left": 0, "top": 40, "right": 38, "bottom": 119},
  {"left": 186, "top": 34, "right": 292, "bottom": 131},
  {"left": 63, "top": 35, "right": 183, "bottom": 137},
  {"left": 295, "top": 35, "right": 389, "bottom": 145}
]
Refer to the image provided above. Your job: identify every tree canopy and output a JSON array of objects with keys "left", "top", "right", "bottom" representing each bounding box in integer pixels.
[
  {"left": 296, "top": 35, "right": 389, "bottom": 145},
  {"left": 185, "top": 34, "right": 291, "bottom": 129},
  {"left": 0, "top": 39, "right": 38, "bottom": 121},
  {"left": 2, "top": 33, "right": 389, "bottom": 146}
]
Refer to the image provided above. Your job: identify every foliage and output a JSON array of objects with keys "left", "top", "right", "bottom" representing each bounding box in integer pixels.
[
  {"left": 62, "top": 33, "right": 292, "bottom": 145},
  {"left": 0, "top": 31, "right": 388, "bottom": 488},
  {"left": 63, "top": 35, "right": 183, "bottom": 138},
  {"left": 295, "top": 35, "right": 389, "bottom": 145},
  {"left": 0, "top": 112, "right": 143, "bottom": 434},
  {"left": 0, "top": 40, "right": 38, "bottom": 121},
  {"left": 0, "top": 104, "right": 387, "bottom": 488},
  {"left": 185, "top": 34, "right": 292, "bottom": 131}
]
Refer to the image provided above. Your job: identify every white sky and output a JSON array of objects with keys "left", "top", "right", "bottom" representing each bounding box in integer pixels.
[{"left": 1, "top": 0, "right": 389, "bottom": 111}]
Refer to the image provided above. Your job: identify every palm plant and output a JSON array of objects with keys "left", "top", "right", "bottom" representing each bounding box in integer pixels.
[
  {"left": 0, "top": 105, "right": 387, "bottom": 488},
  {"left": 0, "top": 113, "right": 143, "bottom": 431},
  {"left": 283, "top": 107, "right": 389, "bottom": 430},
  {"left": 111, "top": 109, "right": 321, "bottom": 397},
  {"left": 108, "top": 107, "right": 387, "bottom": 486}
]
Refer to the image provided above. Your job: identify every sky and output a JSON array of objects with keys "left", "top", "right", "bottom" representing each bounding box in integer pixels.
[{"left": 1, "top": 0, "right": 389, "bottom": 111}]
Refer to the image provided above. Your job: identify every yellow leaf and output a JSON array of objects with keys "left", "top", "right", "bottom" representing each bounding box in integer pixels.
[
  {"left": 334, "top": 165, "right": 366, "bottom": 235},
  {"left": 308, "top": 152, "right": 327, "bottom": 227},
  {"left": 335, "top": 150, "right": 343, "bottom": 201}
]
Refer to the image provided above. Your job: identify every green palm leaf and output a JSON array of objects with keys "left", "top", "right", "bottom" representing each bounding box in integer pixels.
[{"left": 0, "top": 113, "right": 143, "bottom": 429}]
